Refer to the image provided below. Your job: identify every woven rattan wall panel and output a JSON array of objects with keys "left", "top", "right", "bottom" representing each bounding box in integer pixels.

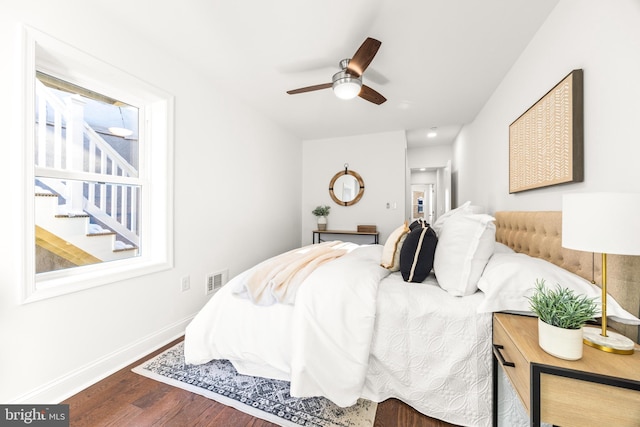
[{"left": 509, "top": 70, "right": 584, "bottom": 193}]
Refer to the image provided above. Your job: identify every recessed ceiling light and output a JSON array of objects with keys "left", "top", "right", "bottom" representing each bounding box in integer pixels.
[{"left": 427, "top": 127, "right": 438, "bottom": 138}]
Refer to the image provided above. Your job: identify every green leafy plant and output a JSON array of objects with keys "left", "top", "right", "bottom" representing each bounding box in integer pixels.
[
  {"left": 527, "top": 279, "right": 598, "bottom": 330},
  {"left": 312, "top": 205, "right": 331, "bottom": 217}
]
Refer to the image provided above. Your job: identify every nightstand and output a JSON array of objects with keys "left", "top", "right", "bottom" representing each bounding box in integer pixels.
[{"left": 492, "top": 313, "right": 640, "bottom": 426}]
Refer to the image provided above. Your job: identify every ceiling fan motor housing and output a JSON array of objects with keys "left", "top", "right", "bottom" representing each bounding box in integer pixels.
[{"left": 332, "top": 59, "right": 363, "bottom": 99}]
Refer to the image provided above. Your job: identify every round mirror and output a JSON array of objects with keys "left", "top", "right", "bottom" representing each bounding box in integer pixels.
[{"left": 329, "top": 169, "right": 364, "bottom": 206}]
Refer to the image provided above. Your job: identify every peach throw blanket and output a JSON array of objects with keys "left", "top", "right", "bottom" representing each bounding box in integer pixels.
[{"left": 241, "top": 241, "right": 348, "bottom": 305}]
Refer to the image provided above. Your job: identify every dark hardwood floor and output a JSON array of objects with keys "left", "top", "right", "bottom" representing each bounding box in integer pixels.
[{"left": 63, "top": 338, "right": 458, "bottom": 427}]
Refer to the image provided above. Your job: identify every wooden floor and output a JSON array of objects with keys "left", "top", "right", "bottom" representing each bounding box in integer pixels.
[{"left": 63, "top": 338, "right": 459, "bottom": 427}]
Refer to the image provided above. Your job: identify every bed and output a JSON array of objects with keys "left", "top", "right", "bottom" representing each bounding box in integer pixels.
[{"left": 184, "top": 208, "right": 640, "bottom": 427}]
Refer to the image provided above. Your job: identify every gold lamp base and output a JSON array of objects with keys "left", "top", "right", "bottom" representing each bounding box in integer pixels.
[{"left": 583, "top": 326, "right": 635, "bottom": 355}]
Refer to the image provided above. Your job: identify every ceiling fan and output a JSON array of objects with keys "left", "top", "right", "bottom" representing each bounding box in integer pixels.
[{"left": 286, "top": 37, "right": 387, "bottom": 105}]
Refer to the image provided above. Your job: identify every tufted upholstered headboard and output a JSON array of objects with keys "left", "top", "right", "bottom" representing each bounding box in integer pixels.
[{"left": 494, "top": 211, "right": 640, "bottom": 343}]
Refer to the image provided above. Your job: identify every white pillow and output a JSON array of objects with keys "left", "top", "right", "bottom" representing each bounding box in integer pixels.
[
  {"left": 493, "top": 242, "right": 515, "bottom": 254},
  {"left": 433, "top": 213, "right": 496, "bottom": 296},
  {"left": 380, "top": 222, "right": 409, "bottom": 271},
  {"left": 476, "top": 253, "right": 640, "bottom": 325},
  {"left": 431, "top": 201, "right": 473, "bottom": 236}
]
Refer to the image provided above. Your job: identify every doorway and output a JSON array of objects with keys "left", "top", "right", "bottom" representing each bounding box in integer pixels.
[
  {"left": 408, "top": 161, "right": 451, "bottom": 225},
  {"left": 411, "top": 184, "right": 435, "bottom": 223}
]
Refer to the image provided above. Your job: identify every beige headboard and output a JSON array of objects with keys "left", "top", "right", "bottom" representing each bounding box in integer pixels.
[{"left": 494, "top": 211, "right": 640, "bottom": 343}]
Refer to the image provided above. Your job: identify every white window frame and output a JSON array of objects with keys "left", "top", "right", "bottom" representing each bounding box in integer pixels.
[{"left": 20, "top": 25, "right": 174, "bottom": 303}]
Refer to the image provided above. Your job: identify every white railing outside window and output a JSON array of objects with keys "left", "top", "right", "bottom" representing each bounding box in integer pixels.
[{"left": 35, "top": 79, "right": 140, "bottom": 246}]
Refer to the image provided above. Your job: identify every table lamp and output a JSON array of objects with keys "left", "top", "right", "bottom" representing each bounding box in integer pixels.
[{"left": 562, "top": 192, "right": 640, "bottom": 354}]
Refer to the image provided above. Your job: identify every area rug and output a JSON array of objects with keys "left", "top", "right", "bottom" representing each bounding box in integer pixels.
[{"left": 132, "top": 342, "right": 377, "bottom": 427}]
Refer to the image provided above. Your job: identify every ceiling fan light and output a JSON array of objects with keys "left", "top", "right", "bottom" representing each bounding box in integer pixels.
[{"left": 333, "top": 77, "right": 362, "bottom": 100}]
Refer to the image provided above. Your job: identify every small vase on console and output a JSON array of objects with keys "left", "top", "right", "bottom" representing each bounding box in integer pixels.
[
  {"left": 317, "top": 216, "right": 327, "bottom": 231},
  {"left": 312, "top": 205, "right": 331, "bottom": 231}
]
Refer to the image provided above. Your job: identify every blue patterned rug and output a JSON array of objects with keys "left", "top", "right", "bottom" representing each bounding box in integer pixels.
[{"left": 132, "top": 342, "right": 377, "bottom": 427}]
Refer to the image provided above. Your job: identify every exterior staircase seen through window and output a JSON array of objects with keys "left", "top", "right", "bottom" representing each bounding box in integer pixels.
[{"left": 34, "top": 76, "right": 140, "bottom": 272}]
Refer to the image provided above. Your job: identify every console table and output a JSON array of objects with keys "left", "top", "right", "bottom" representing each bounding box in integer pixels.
[{"left": 312, "top": 229, "right": 379, "bottom": 244}]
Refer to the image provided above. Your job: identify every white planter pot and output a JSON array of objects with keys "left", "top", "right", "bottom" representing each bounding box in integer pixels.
[
  {"left": 538, "top": 318, "right": 583, "bottom": 360},
  {"left": 317, "top": 216, "right": 327, "bottom": 231}
]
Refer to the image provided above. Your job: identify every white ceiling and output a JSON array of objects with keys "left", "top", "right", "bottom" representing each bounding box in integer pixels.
[{"left": 94, "top": 0, "right": 559, "bottom": 146}]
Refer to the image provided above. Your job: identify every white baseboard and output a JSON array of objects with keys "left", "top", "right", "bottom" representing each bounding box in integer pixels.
[{"left": 9, "top": 314, "right": 196, "bottom": 404}]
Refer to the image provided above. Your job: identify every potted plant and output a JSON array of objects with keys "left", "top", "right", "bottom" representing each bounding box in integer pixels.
[
  {"left": 527, "top": 279, "right": 598, "bottom": 360},
  {"left": 312, "top": 205, "right": 331, "bottom": 231}
]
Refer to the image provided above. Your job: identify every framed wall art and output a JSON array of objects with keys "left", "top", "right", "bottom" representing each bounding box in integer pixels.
[{"left": 509, "top": 69, "right": 584, "bottom": 193}]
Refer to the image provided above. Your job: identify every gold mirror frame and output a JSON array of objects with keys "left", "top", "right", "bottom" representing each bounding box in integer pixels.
[{"left": 329, "top": 167, "right": 365, "bottom": 206}]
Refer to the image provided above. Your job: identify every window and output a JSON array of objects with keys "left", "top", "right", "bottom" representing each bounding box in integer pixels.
[
  {"left": 21, "top": 26, "right": 174, "bottom": 303},
  {"left": 35, "top": 72, "right": 142, "bottom": 273}
]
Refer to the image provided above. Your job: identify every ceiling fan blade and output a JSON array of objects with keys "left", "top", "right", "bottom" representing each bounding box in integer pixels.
[
  {"left": 362, "top": 67, "right": 389, "bottom": 85},
  {"left": 286, "top": 83, "right": 333, "bottom": 95},
  {"left": 277, "top": 58, "right": 334, "bottom": 74},
  {"left": 359, "top": 85, "right": 386, "bottom": 105},
  {"left": 347, "top": 37, "right": 381, "bottom": 77}
]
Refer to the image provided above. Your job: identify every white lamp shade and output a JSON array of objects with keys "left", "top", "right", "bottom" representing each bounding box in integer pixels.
[
  {"left": 562, "top": 193, "right": 640, "bottom": 255},
  {"left": 333, "top": 79, "right": 362, "bottom": 100}
]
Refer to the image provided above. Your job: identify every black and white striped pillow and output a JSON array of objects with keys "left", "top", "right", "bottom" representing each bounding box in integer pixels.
[{"left": 399, "top": 222, "right": 438, "bottom": 283}]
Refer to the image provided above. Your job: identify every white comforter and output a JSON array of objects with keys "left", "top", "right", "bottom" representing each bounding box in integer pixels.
[
  {"left": 184, "top": 243, "right": 390, "bottom": 407},
  {"left": 184, "top": 243, "right": 502, "bottom": 426},
  {"left": 362, "top": 272, "right": 493, "bottom": 426}
]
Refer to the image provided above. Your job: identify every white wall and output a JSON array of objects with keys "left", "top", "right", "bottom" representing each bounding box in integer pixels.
[
  {"left": 454, "top": 0, "right": 640, "bottom": 213},
  {"left": 301, "top": 131, "right": 407, "bottom": 246},
  {"left": 411, "top": 170, "right": 437, "bottom": 185},
  {"left": 0, "top": 3, "right": 301, "bottom": 403},
  {"left": 407, "top": 144, "right": 452, "bottom": 170}
]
